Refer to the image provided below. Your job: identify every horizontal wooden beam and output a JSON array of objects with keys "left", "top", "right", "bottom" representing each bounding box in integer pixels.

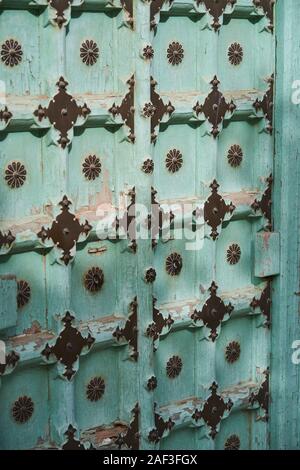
[
  {"left": 1, "top": 91, "right": 265, "bottom": 135},
  {"left": 34, "top": 380, "right": 261, "bottom": 449},
  {"left": 5, "top": 284, "right": 266, "bottom": 368},
  {"left": 159, "top": 380, "right": 258, "bottom": 435}
]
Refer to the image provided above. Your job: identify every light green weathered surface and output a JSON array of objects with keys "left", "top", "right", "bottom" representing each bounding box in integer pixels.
[
  {"left": 271, "top": 0, "right": 300, "bottom": 450},
  {"left": 0, "top": 275, "right": 17, "bottom": 330},
  {"left": 1, "top": 0, "right": 295, "bottom": 451}
]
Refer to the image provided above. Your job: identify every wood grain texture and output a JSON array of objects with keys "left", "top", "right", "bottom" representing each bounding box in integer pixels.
[{"left": 271, "top": 0, "right": 300, "bottom": 450}]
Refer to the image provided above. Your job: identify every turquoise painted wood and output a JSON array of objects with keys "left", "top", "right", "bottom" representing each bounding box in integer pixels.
[
  {"left": 271, "top": 0, "right": 300, "bottom": 450},
  {"left": 0, "top": 0, "right": 295, "bottom": 451}
]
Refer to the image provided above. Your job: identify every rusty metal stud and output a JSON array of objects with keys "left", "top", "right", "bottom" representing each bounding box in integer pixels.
[
  {"left": 150, "top": 77, "right": 175, "bottom": 142},
  {"left": 166, "top": 149, "right": 183, "bottom": 173},
  {"left": 166, "top": 355, "right": 183, "bottom": 378},
  {"left": 86, "top": 377, "right": 105, "bottom": 402},
  {"left": 250, "top": 282, "right": 271, "bottom": 327},
  {"left": 84, "top": 267, "right": 104, "bottom": 293},
  {"left": 37, "top": 195, "right": 92, "bottom": 265},
  {"left": 143, "top": 102, "right": 156, "bottom": 118},
  {"left": 196, "top": 0, "right": 237, "bottom": 31},
  {"left": 12, "top": 396, "right": 34, "bottom": 424},
  {"left": 145, "top": 268, "right": 156, "bottom": 283},
  {"left": 142, "top": 158, "right": 154, "bottom": 174},
  {"left": 204, "top": 180, "right": 235, "bottom": 240},
  {"left": 147, "top": 376, "right": 158, "bottom": 391},
  {"left": 41, "top": 312, "right": 95, "bottom": 380},
  {"left": 0, "top": 230, "right": 15, "bottom": 250},
  {"left": 167, "top": 42, "right": 184, "bottom": 65},
  {"left": 228, "top": 42, "right": 243, "bottom": 65},
  {"left": 225, "top": 434, "right": 240, "bottom": 450},
  {"left": 34, "top": 77, "right": 91, "bottom": 148},
  {"left": 249, "top": 369, "right": 269, "bottom": 421},
  {"left": 146, "top": 298, "right": 174, "bottom": 344},
  {"left": 109, "top": 75, "right": 135, "bottom": 143},
  {"left": 253, "top": 74, "right": 274, "bottom": 133},
  {"left": 55, "top": 15, "right": 65, "bottom": 28},
  {"left": 226, "top": 244, "right": 241, "bottom": 265},
  {"left": 80, "top": 40, "right": 99, "bottom": 66},
  {"left": 62, "top": 425, "right": 85, "bottom": 450},
  {"left": 192, "top": 281, "right": 234, "bottom": 341},
  {"left": 251, "top": 174, "right": 273, "bottom": 230},
  {"left": 115, "top": 404, "right": 140, "bottom": 450},
  {"left": 82, "top": 154, "right": 101, "bottom": 180},
  {"left": 113, "top": 298, "right": 138, "bottom": 361},
  {"left": 192, "top": 382, "right": 233, "bottom": 439},
  {"left": 1, "top": 39, "right": 23, "bottom": 67},
  {"left": 227, "top": 144, "right": 243, "bottom": 167},
  {"left": 193, "top": 76, "right": 236, "bottom": 138},
  {"left": 0, "top": 351, "right": 19, "bottom": 376},
  {"left": 0, "top": 106, "right": 13, "bottom": 124},
  {"left": 143, "top": 45, "right": 154, "bottom": 60},
  {"left": 5, "top": 161, "right": 27, "bottom": 189},
  {"left": 148, "top": 410, "right": 174, "bottom": 443},
  {"left": 253, "top": 0, "right": 276, "bottom": 32},
  {"left": 166, "top": 252, "right": 182, "bottom": 276},
  {"left": 225, "top": 341, "right": 241, "bottom": 363},
  {"left": 17, "top": 280, "right": 31, "bottom": 309}
]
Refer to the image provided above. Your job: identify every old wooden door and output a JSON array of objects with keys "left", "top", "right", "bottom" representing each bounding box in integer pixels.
[{"left": 0, "top": 0, "right": 279, "bottom": 450}]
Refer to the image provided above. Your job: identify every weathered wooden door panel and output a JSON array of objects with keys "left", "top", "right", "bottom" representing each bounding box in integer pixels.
[
  {"left": 149, "top": 0, "right": 274, "bottom": 451},
  {"left": 0, "top": 0, "right": 279, "bottom": 451}
]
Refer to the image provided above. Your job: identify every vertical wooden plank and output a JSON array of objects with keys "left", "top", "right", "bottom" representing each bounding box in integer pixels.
[
  {"left": 272, "top": 0, "right": 300, "bottom": 449},
  {"left": 41, "top": 18, "right": 76, "bottom": 445},
  {"left": 134, "top": 1, "right": 155, "bottom": 450}
]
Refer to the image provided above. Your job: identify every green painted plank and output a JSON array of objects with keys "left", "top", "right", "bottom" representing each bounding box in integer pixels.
[{"left": 272, "top": 0, "right": 300, "bottom": 450}]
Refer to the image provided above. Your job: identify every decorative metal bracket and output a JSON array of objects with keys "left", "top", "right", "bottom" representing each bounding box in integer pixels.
[
  {"left": 150, "top": 1, "right": 173, "bottom": 29},
  {"left": 41, "top": 312, "right": 95, "bottom": 380},
  {"left": 0, "top": 106, "right": 12, "bottom": 128},
  {"left": 0, "top": 230, "right": 15, "bottom": 251},
  {"left": 121, "top": 0, "right": 134, "bottom": 28},
  {"left": 37, "top": 195, "right": 92, "bottom": 265},
  {"left": 253, "top": 0, "right": 276, "bottom": 32},
  {"left": 115, "top": 404, "right": 140, "bottom": 450},
  {"left": 192, "top": 281, "right": 234, "bottom": 341},
  {"left": 204, "top": 180, "right": 235, "bottom": 240},
  {"left": 253, "top": 75, "right": 274, "bottom": 134},
  {"left": 146, "top": 298, "right": 174, "bottom": 349},
  {"left": 250, "top": 282, "right": 271, "bottom": 328},
  {"left": 109, "top": 75, "right": 135, "bottom": 143},
  {"left": 148, "top": 407, "right": 175, "bottom": 443},
  {"left": 34, "top": 77, "right": 90, "bottom": 148},
  {"left": 0, "top": 351, "right": 19, "bottom": 376},
  {"left": 113, "top": 297, "right": 138, "bottom": 361},
  {"left": 62, "top": 424, "right": 85, "bottom": 450},
  {"left": 249, "top": 369, "right": 269, "bottom": 421},
  {"left": 196, "top": 0, "right": 236, "bottom": 31},
  {"left": 150, "top": 78, "right": 175, "bottom": 143},
  {"left": 149, "top": 187, "right": 175, "bottom": 248},
  {"left": 193, "top": 76, "right": 236, "bottom": 137},
  {"left": 251, "top": 175, "right": 273, "bottom": 230},
  {"left": 192, "top": 382, "right": 233, "bottom": 439},
  {"left": 47, "top": 1, "right": 71, "bottom": 28}
]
